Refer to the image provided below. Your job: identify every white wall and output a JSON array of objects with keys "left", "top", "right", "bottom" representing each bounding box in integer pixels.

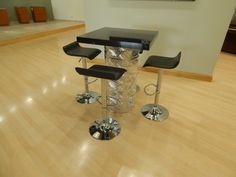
[
  {"left": 85, "top": 0, "right": 236, "bottom": 75},
  {"left": 51, "top": 0, "right": 85, "bottom": 21}
]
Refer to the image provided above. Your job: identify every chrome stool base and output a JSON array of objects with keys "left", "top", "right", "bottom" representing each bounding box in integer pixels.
[
  {"left": 89, "top": 117, "right": 121, "bottom": 140},
  {"left": 76, "top": 91, "right": 99, "bottom": 104},
  {"left": 141, "top": 104, "right": 169, "bottom": 121}
]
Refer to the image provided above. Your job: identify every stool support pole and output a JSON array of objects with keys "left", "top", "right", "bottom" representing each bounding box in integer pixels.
[
  {"left": 89, "top": 78, "right": 121, "bottom": 140},
  {"left": 81, "top": 58, "right": 89, "bottom": 93},
  {"left": 154, "top": 69, "right": 162, "bottom": 105},
  {"left": 76, "top": 58, "right": 99, "bottom": 104},
  {"left": 141, "top": 68, "right": 169, "bottom": 121},
  {"left": 101, "top": 79, "right": 107, "bottom": 118}
]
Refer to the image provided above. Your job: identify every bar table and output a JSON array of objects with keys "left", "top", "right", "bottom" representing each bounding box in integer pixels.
[{"left": 77, "top": 27, "right": 158, "bottom": 113}]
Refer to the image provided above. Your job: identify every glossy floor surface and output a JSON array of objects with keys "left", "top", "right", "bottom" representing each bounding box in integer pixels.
[{"left": 0, "top": 29, "right": 236, "bottom": 177}]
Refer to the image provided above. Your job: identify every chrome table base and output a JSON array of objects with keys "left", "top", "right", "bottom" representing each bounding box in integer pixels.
[
  {"left": 76, "top": 91, "right": 99, "bottom": 104},
  {"left": 141, "top": 104, "right": 169, "bottom": 121},
  {"left": 89, "top": 118, "right": 121, "bottom": 140}
]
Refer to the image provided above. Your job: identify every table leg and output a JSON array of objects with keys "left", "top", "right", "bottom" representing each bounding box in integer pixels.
[{"left": 105, "top": 46, "right": 140, "bottom": 113}]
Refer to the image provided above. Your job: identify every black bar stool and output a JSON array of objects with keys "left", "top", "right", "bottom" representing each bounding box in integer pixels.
[
  {"left": 63, "top": 42, "right": 101, "bottom": 104},
  {"left": 141, "top": 52, "right": 181, "bottom": 121},
  {"left": 75, "top": 65, "right": 127, "bottom": 140}
]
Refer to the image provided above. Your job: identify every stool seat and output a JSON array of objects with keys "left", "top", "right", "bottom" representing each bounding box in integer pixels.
[
  {"left": 63, "top": 41, "right": 101, "bottom": 59},
  {"left": 143, "top": 52, "right": 181, "bottom": 69},
  {"left": 75, "top": 65, "right": 126, "bottom": 80}
]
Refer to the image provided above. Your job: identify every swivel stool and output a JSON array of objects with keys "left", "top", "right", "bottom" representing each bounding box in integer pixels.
[
  {"left": 141, "top": 52, "right": 181, "bottom": 121},
  {"left": 75, "top": 65, "right": 126, "bottom": 140},
  {"left": 63, "top": 41, "right": 101, "bottom": 104}
]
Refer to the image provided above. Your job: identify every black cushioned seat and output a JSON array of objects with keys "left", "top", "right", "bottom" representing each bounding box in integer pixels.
[
  {"left": 63, "top": 41, "right": 101, "bottom": 59},
  {"left": 143, "top": 52, "right": 181, "bottom": 69},
  {"left": 75, "top": 65, "right": 127, "bottom": 80}
]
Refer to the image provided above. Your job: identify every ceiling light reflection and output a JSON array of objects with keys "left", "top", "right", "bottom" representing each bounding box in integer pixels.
[
  {"left": 42, "top": 87, "right": 48, "bottom": 94},
  {"left": 61, "top": 76, "right": 67, "bottom": 84},
  {"left": 117, "top": 167, "right": 154, "bottom": 177},
  {"left": 80, "top": 142, "right": 88, "bottom": 154},
  {"left": 0, "top": 116, "right": 4, "bottom": 122},
  {"left": 25, "top": 97, "right": 33, "bottom": 104},
  {"left": 9, "top": 106, "right": 17, "bottom": 113},
  {"left": 77, "top": 141, "right": 90, "bottom": 167},
  {"left": 52, "top": 81, "right": 58, "bottom": 88}
]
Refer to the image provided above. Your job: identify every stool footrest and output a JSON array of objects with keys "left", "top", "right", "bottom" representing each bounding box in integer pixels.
[{"left": 75, "top": 65, "right": 126, "bottom": 80}]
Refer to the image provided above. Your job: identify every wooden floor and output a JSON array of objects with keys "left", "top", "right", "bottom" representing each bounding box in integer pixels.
[{"left": 0, "top": 29, "right": 236, "bottom": 177}]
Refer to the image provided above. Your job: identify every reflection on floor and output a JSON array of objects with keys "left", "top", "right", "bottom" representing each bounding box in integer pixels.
[
  {"left": 0, "top": 29, "right": 236, "bottom": 177},
  {"left": 0, "top": 20, "right": 84, "bottom": 42}
]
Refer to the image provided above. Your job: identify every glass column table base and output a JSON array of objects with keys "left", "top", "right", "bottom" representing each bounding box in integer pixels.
[{"left": 105, "top": 46, "right": 140, "bottom": 113}]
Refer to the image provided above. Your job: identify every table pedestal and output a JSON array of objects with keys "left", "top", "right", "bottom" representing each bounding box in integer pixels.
[{"left": 105, "top": 46, "right": 140, "bottom": 113}]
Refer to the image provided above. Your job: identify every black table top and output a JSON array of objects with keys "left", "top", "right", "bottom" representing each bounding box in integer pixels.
[{"left": 77, "top": 27, "right": 158, "bottom": 50}]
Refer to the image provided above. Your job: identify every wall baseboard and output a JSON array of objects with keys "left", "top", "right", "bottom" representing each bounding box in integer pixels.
[
  {"left": 0, "top": 23, "right": 85, "bottom": 46},
  {"left": 89, "top": 59, "right": 213, "bottom": 82}
]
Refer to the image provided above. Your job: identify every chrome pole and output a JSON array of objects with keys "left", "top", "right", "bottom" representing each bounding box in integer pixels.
[
  {"left": 154, "top": 69, "right": 162, "bottom": 105},
  {"left": 81, "top": 58, "right": 89, "bottom": 93},
  {"left": 101, "top": 79, "right": 107, "bottom": 118}
]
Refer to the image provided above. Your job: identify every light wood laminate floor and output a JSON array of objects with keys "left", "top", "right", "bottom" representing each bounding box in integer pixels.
[{"left": 0, "top": 29, "right": 236, "bottom": 177}]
